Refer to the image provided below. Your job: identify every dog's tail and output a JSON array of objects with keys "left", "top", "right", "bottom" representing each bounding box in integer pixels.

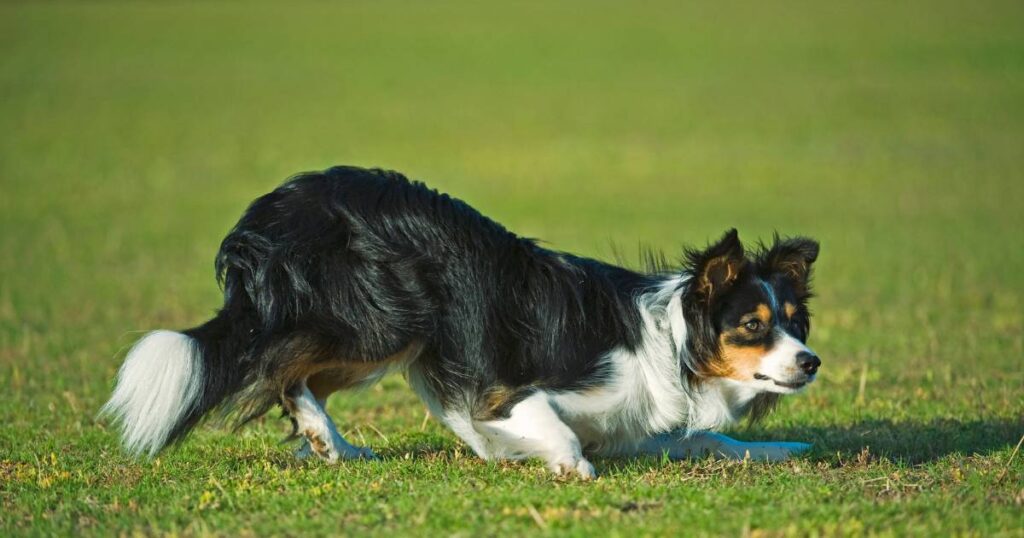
[{"left": 101, "top": 298, "right": 260, "bottom": 457}]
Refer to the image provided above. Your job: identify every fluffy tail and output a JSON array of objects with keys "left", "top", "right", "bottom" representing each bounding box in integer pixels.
[
  {"left": 101, "top": 308, "right": 256, "bottom": 456},
  {"left": 101, "top": 331, "right": 205, "bottom": 456}
]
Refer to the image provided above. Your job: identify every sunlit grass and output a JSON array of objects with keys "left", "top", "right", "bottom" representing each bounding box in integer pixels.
[{"left": 1, "top": 1, "right": 1022, "bottom": 535}]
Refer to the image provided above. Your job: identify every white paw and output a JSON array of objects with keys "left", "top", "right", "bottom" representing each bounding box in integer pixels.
[
  {"left": 549, "top": 457, "right": 597, "bottom": 480},
  {"left": 575, "top": 458, "right": 597, "bottom": 480},
  {"left": 299, "top": 433, "right": 377, "bottom": 462}
]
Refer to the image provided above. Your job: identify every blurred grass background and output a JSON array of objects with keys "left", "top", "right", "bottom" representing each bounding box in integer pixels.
[{"left": 1, "top": 1, "right": 1022, "bottom": 536}]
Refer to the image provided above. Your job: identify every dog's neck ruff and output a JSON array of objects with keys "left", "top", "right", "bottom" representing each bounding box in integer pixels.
[
  {"left": 640, "top": 276, "right": 761, "bottom": 430},
  {"left": 550, "top": 275, "right": 760, "bottom": 455}
]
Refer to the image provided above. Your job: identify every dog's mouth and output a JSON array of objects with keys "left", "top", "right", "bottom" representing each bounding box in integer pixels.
[{"left": 754, "top": 373, "right": 809, "bottom": 389}]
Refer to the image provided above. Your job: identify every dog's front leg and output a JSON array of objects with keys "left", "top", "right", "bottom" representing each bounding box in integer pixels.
[
  {"left": 634, "top": 431, "right": 810, "bottom": 462},
  {"left": 472, "top": 392, "right": 596, "bottom": 479}
]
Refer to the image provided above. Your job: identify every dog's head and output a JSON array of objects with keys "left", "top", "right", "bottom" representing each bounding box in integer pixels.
[{"left": 680, "top": 229, "right": 820, "bottom": 397}]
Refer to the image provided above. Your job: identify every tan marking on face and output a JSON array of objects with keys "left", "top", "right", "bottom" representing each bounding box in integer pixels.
[
  {"left": 784, "top": 302, "right": 797, "bottom": 318},
  {"left": 710, "top": 304, "right": 773, "bottom": 380},
  {"left": 755, "top": 304, "right": 772, "bottom": 323},
  {"left": 713, "top": 331, "right": 769, "bottom": 380},
  {"left": 737, "top": 304, "right": 773, "bottom": 334}
]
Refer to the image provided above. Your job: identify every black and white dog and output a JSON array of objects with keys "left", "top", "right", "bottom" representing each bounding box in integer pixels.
[{"left": 103, "top": 166, "right": 821, "bottom": 478}]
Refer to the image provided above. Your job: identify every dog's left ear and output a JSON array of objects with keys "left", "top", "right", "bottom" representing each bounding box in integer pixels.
[{"left": 759, "top": 235, "right": 819, "bottom": 296}]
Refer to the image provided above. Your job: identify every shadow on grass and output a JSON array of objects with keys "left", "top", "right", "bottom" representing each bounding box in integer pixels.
[
  {"left": 369, "top": 418, "right": 1023, "bottom": 467},
  {"left": 252, "top": 418, "right": 1022, "bottom": 469},
  {"left": 745, "top": 417, "right": 1024, "bottom": 464}
]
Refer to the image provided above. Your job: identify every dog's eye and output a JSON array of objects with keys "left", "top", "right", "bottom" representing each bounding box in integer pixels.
[{"left": 744, "top": 319, "right": 764, "bottom": 332}]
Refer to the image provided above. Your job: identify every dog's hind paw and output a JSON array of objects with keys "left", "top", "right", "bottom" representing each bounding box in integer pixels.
[{"left": 295, "top": 438, "right": 377, "bottom": 462}]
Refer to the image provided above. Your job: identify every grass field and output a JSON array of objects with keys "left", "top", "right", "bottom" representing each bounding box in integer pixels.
[{"left": 2, "top": 1, "right": 1023, "bottom": 535}]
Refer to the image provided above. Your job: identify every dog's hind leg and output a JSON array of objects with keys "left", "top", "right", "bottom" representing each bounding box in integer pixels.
[
  {"left": 292, "top": 393, "right": 325, "bottom": 460},
  {"left": 280, "top": 343, "right": 424, "bottom": 461},
  {"left": 633, "top": 431, "right": 810, "bottom": 462},
  {"left": 283, "top": 382, "right": 376, "bottom": 462},
  {"left": 472, "top": 391, "right": 596, "bottom": 479}
]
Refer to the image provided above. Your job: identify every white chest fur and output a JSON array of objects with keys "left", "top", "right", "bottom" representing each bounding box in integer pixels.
[{"left": 548, "top": 278, "right": 759, "bottom": 455}]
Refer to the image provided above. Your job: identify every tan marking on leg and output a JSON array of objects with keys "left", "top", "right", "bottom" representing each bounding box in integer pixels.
[
  {"left": 473, "top": 385, "right": 535, "bottom": 421},
  {"left": 273, "top": 340, "right": 423, "bottom": 402},
  {"left": 306, "top": 363, "right": 383, "bottom": 400},
  {"left": 303, "top": 429, "right": 331, "bottom": 458},
  {"left": 280, "top": 393, "right": 298, "bottom": 416},
  {"left": 481, "top": 385, "right": 516, "bottom": 411}
]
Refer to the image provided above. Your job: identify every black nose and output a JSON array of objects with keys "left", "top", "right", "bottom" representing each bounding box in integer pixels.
[{"left": 796, "top": 351, "right": 821, "bottom": 375}]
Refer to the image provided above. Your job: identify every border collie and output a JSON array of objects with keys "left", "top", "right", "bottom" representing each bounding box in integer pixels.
[{"left": 102, "top": 166, "right": 821, "bottom": 478}]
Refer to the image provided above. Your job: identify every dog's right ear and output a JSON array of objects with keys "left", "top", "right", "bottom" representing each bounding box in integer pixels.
[
  {"left": 685, "top": 228, "right": 747, "bottom": 304},
  {"left": 679, "top": 229, "right": 748, "bottom": 379}
]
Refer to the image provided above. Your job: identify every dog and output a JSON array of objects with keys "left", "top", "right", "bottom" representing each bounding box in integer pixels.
[{"left": 102, "top": 165, "right": 821, "bottom": 478}]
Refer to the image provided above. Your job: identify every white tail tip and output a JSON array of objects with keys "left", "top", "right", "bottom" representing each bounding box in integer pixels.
[{"left": 101, "top": 331, "right": 203, "bottom": 456}]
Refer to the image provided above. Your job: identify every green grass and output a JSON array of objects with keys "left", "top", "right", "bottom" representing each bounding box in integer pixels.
[{"left": 2, "top": 0, "right": 1023, "bottom": 535}]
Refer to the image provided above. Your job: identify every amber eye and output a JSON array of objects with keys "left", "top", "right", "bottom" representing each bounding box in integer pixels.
[{"left": 744, "top": 319, "right": 764, "bottom": 332}]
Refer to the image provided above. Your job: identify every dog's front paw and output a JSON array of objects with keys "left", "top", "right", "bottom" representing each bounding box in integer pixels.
[
  {"left": 573, "top": 458, "right": 597, "bottom": 480},
  {"left": 549, "top": 457, "right": 597, "bottom": 480}
]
